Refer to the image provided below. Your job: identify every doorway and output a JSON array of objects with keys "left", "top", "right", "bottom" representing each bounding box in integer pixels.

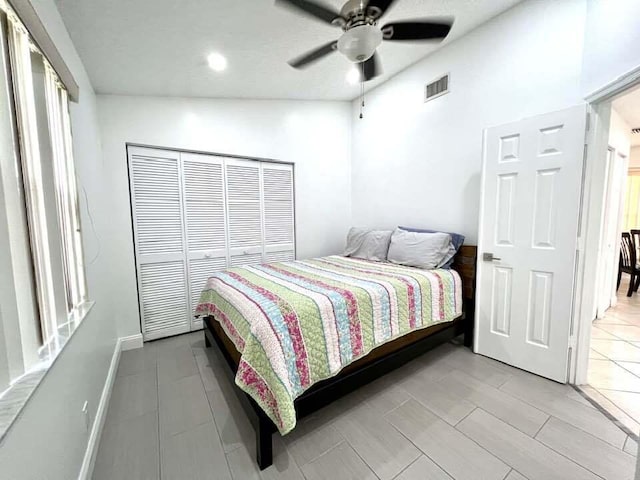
[{"left": 578, "top": 83, "right": 640, "bottom": 435}]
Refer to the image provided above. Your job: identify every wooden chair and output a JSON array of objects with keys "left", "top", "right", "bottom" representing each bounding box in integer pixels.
[
  {"left": 618, "top": 232, "right": 640, "bottom": 297},
  {"left": 632, "top": 229, "right": 640, "bottom": 294}
]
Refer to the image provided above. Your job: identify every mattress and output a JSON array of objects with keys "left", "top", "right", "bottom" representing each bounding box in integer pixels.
[{"left": 195, "top": 255, "right": 462, "bottom": 434}]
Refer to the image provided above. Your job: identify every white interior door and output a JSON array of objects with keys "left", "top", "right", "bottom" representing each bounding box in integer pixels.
[
  {"left": 129, "top": 147, "right": 190, "bottom": 341},
  {"left": 225, "top": 158, "right": 264, "bottom": 266},
  {"left": 476, "top": 105, "right": 587, "bottom": 383},
  {"left": 182, "top": 152, "right": 228, "bottom": 330}
]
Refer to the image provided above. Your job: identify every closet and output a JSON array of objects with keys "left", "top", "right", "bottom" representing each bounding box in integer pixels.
[{"left": 128, "top": 146, "right": 295, "bottom": 341}]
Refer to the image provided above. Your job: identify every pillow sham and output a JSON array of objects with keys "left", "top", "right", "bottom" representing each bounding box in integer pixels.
[
  {"left": 344, "top": 227, "right": 393, "bottom": 262},
  {"left": 398, "top": 226, "right": 465, "bottom": 269},
  {"left": 387, "top": 229, "right": 451, "bottom": 269}
]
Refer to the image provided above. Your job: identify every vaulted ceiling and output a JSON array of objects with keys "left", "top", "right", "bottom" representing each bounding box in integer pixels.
[{"left": 55, "top": 0, "right": 520, "bottom": 101}]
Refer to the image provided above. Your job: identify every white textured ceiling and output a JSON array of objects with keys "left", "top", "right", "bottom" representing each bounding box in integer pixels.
[
  {"left": 612, "top": 85, "right": 640, "bottom": 146},
  {"left": 55, "top": 0, "right": 520, "bottom": 101}
]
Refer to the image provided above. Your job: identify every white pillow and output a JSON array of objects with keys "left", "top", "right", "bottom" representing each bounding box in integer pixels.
[
  {"left": 387, "top": 229, "right": 451, "bottom": 269},
  {"left": 344, "top": 227, "right": 393, "bottom": 262}
]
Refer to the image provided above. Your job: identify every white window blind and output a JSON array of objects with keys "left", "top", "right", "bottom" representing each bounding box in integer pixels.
[{"left": 0, "top": 3, "right": 89, "bottom": 396}]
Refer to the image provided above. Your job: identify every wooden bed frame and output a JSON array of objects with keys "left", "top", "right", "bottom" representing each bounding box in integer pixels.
[{"left": 203, "top": 246, "right": 477, "bottom": 470}]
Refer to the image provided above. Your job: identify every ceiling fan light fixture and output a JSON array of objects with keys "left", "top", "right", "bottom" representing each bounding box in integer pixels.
[{"left": 337, "top": 25, "right": 382, "bottom": 63}]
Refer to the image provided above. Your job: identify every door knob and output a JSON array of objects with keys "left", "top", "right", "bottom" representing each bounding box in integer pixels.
[{"left": 483, "top": 252, "right": 502, "bottom": 262}]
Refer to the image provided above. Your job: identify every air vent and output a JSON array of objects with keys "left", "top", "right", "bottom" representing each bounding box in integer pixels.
[
  {"left": 632, "top": 127, "right": 640, "bottom": 134},
  {"left": 425, "top": 74, "right": 449, "bottom": 102}
]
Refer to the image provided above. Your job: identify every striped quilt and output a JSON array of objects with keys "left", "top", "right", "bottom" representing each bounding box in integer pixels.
[{"left": 195, "top": 255, "right": 462, "bottom": 434}]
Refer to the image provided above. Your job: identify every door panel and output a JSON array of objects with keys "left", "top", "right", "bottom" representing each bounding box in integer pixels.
[
  {"left": 129, "top": 147, "right": 190, "bottom": 341},
  {"left": 476, "top": 106, "right": 587, "bottom": 383}
]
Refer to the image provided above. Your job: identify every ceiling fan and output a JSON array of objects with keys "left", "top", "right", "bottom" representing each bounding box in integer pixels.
[{"left": 276, "top": 0, "right": 454, "bottom": 82}]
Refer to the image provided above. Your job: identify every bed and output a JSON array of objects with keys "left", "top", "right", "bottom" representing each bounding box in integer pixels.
[{"left": 196, "top": 246, "right": 477, "bottom": 469}]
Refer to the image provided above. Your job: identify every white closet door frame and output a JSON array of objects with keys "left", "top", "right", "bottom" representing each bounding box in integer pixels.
[
  {"left": 261, "top": 162, "right": 296, "bottom": 263},
  {"left": 181, "top": 152, "right": 229, "bottom": 330},
  {"left": 129, "top": 146, "right": 190, "bottom": 340}
]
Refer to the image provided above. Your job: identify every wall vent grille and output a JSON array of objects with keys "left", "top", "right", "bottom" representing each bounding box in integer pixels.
[
  {"left": 632, "top": 127, "right": 640, "bottom": 134},
  {"left": 425, "top": 74, "right": 449, "bottom": 102}
]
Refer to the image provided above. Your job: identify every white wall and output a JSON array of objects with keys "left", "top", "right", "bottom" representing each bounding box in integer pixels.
[
  {"left": 630, "top": 146, "right": 640, "bottom": 169},
  {"left": 96, "top": 95, "right": 352, "bottom": 337},
  {"left": 0, "top": 1, "right": 117, "bottom": 479},
  {"left": 350, "top": 0, "right": 586, "bottom": 242},
  {"left": 582, "top": 0, "right": 640, "bottom": 96}
]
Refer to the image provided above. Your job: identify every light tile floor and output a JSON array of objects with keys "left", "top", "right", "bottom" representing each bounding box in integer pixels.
[
  {"left": 94, "top": 330, "right": 638, "bottom": 480},
  {"left": 587, "top": 276, "right": 640, "bottom": 436}
]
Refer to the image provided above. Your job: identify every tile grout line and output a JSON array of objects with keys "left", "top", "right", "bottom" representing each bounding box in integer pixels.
[
  {"left": 189, "top": 334, "right": 235, "bottom": 480},
  {"left": 389, "top": 455, "right": 422, "bottom": 480},
  {"left": 574, "top": 385, "right": 640, "bottom": 443},
  {"left": 532, "top": 414, "right": 551, "bottom": 438}
]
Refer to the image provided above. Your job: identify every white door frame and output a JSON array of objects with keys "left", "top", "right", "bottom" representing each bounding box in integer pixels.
[{"left": 571, "top": 64, "right": 640, "bottom": 385}]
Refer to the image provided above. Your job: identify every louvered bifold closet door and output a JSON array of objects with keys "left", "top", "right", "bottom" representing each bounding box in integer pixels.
[
  {"left": 129, "top": 147, "right": 189, "bottom": 340},
  {"left": 182, "top": 153, "right": 228, "bottom": 329},
  {"left": 225, "top": 159, "right": 264, "bottom": 267},
  {"left": 262, "top": 163, "right": 295, "bottom": 263}
]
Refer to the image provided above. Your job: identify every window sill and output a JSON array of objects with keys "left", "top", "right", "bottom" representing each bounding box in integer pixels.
[{"left": 0, "top": 300, "right": 95, "bottom": 443}]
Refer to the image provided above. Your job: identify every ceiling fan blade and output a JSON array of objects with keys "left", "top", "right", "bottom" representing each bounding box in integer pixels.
[
  {"left": 288, "top": 41, "right": 338, "bottom": 69},
  {"left": 275, "top": 0, "right": 344, "bottom": 25},
  {"left": 366, "top": 0, "right": 398, "bottom": 19},
  {"left": 381, "top": 20, "right": 453, "bottom": 41},
  {"left": 360, "top": 52, "right": 382, "bottom": 81}
]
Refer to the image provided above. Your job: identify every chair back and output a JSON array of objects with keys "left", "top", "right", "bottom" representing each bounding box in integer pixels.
[
  {"left": 621, "top": 232, "right": 636, "bottom": 270},
  {"left": 632, "top": 229, "right": 640, "bottom": 265}
]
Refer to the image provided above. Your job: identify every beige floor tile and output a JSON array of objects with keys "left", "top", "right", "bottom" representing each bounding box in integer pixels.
[
  {"left": 578, "top": 385, "right": 640, "bottom": 436},
  {"left": 588, "top": 358, "right": 640, "bottom": 392},
  {"left": 591, "top": 339, "right": 640, "bottom": 362},
  {"left": 458, "top": 409, "right": 601, "bottom": 480},
  {"left": 437, "top": 369, "right": 549, "bottom": 436},
  {"left": 334, "top": 402, "right": 421, "bottom": 480},
  {"left": 589, "top": 349, "right": 607, "bottom": 360},
  {"left": 301, "top": 442, "right": 377, "bottom": 480},
  {"left": 535, "top": 416, "right": 636, "bottom": 480},
  {"left": 592, "top": 326, "right": 622, "bottom": 340},
  {"left": 386, "top": 399, "right": 510, "bottom": 480},
  {"left": 598, "top": 324, "right": 640, "bottom": 342},
  {"left": 599, "top": 389, "right": 640, "bottom": 424},
  {"left": 618, "top": 361, "right": 640, "bottom": 377},
  {"left": 394, "top": 456, "right": 452, "bottom": 480}
]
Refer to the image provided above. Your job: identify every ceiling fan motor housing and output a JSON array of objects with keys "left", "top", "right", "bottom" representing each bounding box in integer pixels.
[{"left": 337, "top": 25, "right": 383, "bottom": 63}]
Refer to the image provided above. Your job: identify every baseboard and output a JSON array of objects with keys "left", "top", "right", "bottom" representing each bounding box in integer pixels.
[
  {"left": 78, "top": 334, "right": 139, "bottom": 479},
  {"left": 120, "top": 333, "right": 143, "bottom": 351}
]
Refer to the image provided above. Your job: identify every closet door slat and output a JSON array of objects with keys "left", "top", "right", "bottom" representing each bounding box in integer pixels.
[{"left": 262, "top": 163, "right": 295, "bottom": 263}]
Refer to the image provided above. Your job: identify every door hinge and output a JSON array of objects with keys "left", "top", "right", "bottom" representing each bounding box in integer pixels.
[{"left": 585, "top": 112, "right": 591, "bottom": 132}]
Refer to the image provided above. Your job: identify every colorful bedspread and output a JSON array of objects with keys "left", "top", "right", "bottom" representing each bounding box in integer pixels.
[{"left": 195, "top": 255, "right": 462, "bottom": 434}]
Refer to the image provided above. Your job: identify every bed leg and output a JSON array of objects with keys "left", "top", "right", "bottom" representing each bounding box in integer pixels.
[
  {"left": 204, "top": 332, "right": 211, "bottom": 348},
  {"left": 256, "top": 415, "right": 273, "bottom": 470}
]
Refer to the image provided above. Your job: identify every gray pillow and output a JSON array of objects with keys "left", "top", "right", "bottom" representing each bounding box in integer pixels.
[
  {"left": 344, "top": 228, "right": 393, "bottom": 262},
  {"left": 387, "top": 229, "right": 452, "bottom": 269}
]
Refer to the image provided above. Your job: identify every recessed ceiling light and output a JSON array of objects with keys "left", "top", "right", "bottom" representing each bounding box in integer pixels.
[
  {"left": 346, "top": 67, "right": 361, "bottom": 85},
  {"left": 207, "top": 52, "right": 227, "bottom": 72}
]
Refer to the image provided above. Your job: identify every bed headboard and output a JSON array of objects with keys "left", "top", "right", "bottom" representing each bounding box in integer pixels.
[{"left": 452, "top": 245, "right": 477, "bottom": 303}]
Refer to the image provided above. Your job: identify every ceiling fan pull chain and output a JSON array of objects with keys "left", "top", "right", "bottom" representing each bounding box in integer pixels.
[{"left": 359, "top": 63, "right": 365, "bottom": 119}]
